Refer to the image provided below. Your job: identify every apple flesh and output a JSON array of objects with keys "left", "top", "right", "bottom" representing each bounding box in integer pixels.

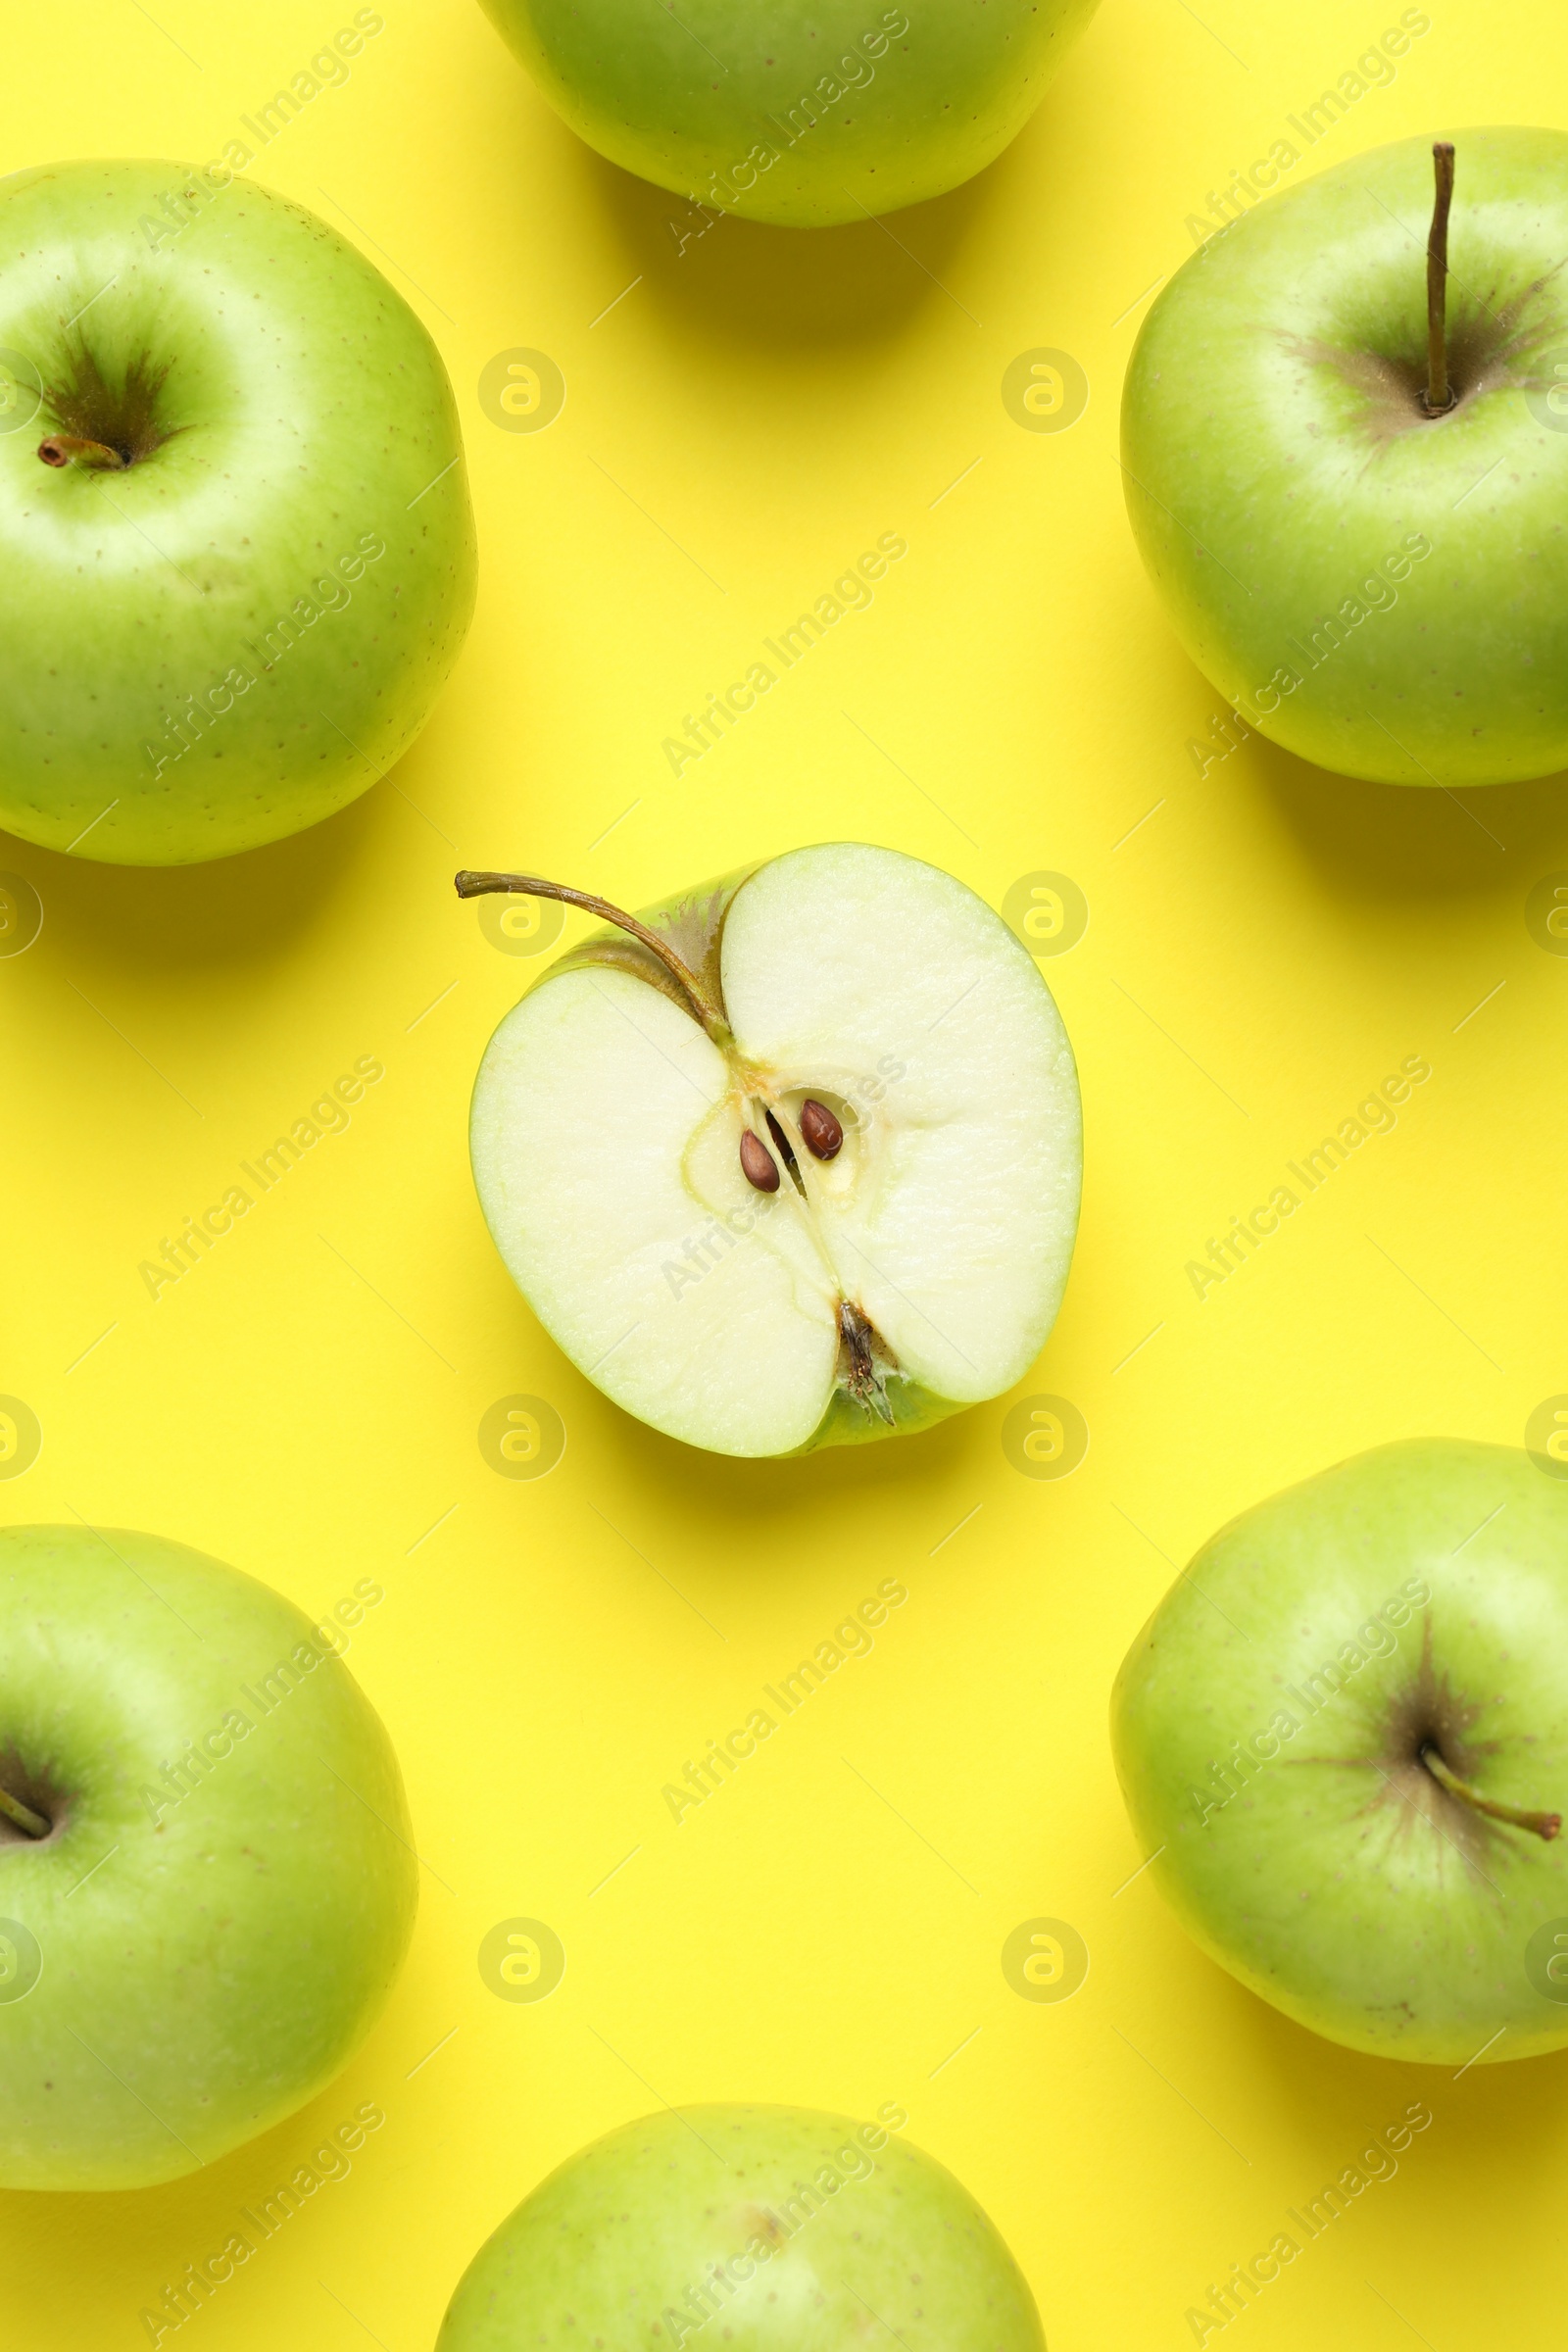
[
  {"left": 463, "top": 843, "right": 1082, "bottom": 1458},
  {"left": 0, "top": 1526, "right": 417, "bottom": 2189},
  {"left": 0, "top": 159, "right": 475, "bottom": 863},
  {"left": 477, "top": 0, "right": 1101, "bottom": 228},
  {"left": 435, "top": 2104, "right": 1045, "bottom": 2352},
  {"left": 1122, "top": 127, "right": 1568, "bottom": 785},
  {"left": 1111, "top": 1440, "right": 1568, "bottom": 2065}
]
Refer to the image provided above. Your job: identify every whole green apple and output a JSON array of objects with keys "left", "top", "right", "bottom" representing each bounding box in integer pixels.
[
  {"left": 1123, "top": 126, "right": 1568, "bottom": 785},
  {"left": 1111, "top": 1440, "right": 1568, "bottom": 2065},
  {"left": 477, "top": 0, "right": 1101, "bottom": 227},
  {"left": 461, "top": 843, "right": 1081, "bottom": 1457},
  {"left": 0, "top": 1525, "right": 417, "bottom": 2188},
  {"left": 434, "top": 2103, "right": 1045, "bottom": 2352},
  {"left": 0, "top": 159, "right": 475, "bottom": 863}
]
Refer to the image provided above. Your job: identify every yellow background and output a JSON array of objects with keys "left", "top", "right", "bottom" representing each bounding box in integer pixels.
[{"left": 3, "top": 1, "right": 1567, "bottom": 2344}]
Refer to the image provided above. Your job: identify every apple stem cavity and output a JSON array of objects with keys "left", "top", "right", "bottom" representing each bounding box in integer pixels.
[
  {"left": 1420, "top": 1742, "right": 1560, "bottom": 1840},
  {"left": 0, "top": 1784, "right": 49, "bottom": 1838},
  {"left": 37, "top": 432, "right": 129, "bottom": 470},
  {"left": 1423, "top": 140, "right": 1457, "bottom": 416},
  {"left": 454, "top": 870, "right": 733, "bottom": 1046}
]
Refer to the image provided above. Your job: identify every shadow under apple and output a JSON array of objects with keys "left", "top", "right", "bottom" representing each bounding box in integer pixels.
[
  {"left": 559, "top": 1346, "right": 995, "bottom": 1549},
  {"left": 565, "top": 140, "right": 1000, "bottom": 361},
  {"left": 1214, "top": 1937, "right": 1568, "bottom": 2180},
  {"left": 0, "top": 2055, "right": 394, "bottom": 2328},
  {"left": 0, "top": 748, "right": 446, "bottom": 991},
  {"left": 1242, "top": 726, "right": 1568, "bottom": 911}
]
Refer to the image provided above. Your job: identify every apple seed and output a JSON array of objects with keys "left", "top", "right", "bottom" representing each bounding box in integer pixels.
[
  {"left": 739, "top": 1129, "right": 779, "bottom": 1193},
  {"left": 800, "top": 1098, "right": 844, "bottom": 1159}
]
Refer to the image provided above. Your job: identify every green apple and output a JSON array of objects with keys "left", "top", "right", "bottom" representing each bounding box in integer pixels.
[
  {"left": 0, "top": 1524, "right": 417, "bottom": 2188},
  {"left": 477, "top": 0, "right": 1101, "bottom": 228},
  {"left": 1111, "top": 1440, "right": 1568, "bottom": 2066},
  {"left": 0, "top": 159, "right": 475, "bottom": 863},
  {"left": 460, "top": 843, "right": 1082, "bottom": 1458},
  {"left": 1122, "top": 127, "right": 1568, "bottom": 785},
  {"left": 435, "top": 2103, "right": 1044, "bottom": 2352}
]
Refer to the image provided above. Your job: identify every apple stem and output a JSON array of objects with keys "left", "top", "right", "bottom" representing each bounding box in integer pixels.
[
  {"left": 1424, "top": 141, "right": 1456, "bottom": 416},
  {"left": 0, "top": 1785, "right": 48, "bottom": 1838},
  {"left": 37, "top": 433, "right": 128, "bottom": 470},
  {"left": 454, "top": 870, "right": 733, "bottom": 1046},
  {"left": 1420, "top": 1743, "right": 1560, "bottom": 1840}
]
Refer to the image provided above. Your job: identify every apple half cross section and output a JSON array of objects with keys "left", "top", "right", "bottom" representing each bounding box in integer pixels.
[
  {"left": 434, "top": 2103, "right": 1046, "bottom": 2352},
  {"left": 1112, "top": 1440, "right": 1568, "bottom": 2066},
  {"left": 463, "top": 844, "right": 1082, "bottom": 1458},
  {"left": 0, "top": 1525, "right": 417, "bottom": 2190}
]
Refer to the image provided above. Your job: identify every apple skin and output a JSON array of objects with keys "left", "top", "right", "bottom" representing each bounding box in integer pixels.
[
  {"left": 1111, "top": 1440, "right": 1568, "bottom": 2066},
  {"left": 0, "top": 1526, "right": 417, "bottom": 2189},
  {"left": 435, "top": 2104, "right": 1045, "bottom": 2352},
  {"left": 0, "top": 160, "right": 475, "bottom": 863},
  {"left": 478, "top": 0, "right": 1100, "bottom": 227},
  {"left": 1122, "top": 127, "right": 1568, "bottom": 785}
]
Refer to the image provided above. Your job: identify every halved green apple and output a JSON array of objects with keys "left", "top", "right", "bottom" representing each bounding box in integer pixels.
[{"left": 461, "top": 843, "right": 1081, "bottom": 1458}]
